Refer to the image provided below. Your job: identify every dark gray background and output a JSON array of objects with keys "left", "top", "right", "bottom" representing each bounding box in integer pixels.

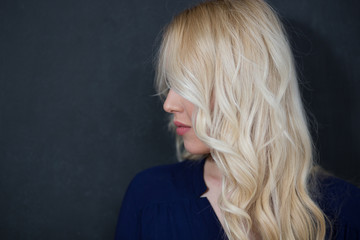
[{"left": 0, "top": 0, "right": 359, "bottom": 239}]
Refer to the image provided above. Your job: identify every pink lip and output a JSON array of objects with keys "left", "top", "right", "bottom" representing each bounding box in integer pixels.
[{"left": 174, "top": 121, "right": 191, "bottom": 136}]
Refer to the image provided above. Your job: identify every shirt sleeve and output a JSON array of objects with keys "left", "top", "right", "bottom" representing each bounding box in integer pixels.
[{"left": 114, "top": 175, "right": 143, "bottom": 240}]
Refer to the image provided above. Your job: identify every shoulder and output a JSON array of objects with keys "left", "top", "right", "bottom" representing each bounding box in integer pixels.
[
  {"left": 124, "top": 159, "right": 202, "bottom": 208},
  {"left": 316, "top": 175, "right": 360, "bottom": 236},
  {"left": 317, "top": 176, "right": 360, "bottom": 212}
]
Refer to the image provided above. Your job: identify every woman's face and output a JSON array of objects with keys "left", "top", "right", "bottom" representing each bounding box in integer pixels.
[{"left": 163, "top": 89, "right": 210, "bottom": 155}]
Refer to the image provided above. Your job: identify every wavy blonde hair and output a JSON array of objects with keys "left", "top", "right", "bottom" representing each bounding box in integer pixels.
[{"left": 155, "top": 0, "right": 327, "bottom": 239}]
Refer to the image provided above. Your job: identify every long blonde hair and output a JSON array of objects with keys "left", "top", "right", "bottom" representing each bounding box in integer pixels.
[{"left": 155, "top": 0, "right": 327, "bottom": 239}]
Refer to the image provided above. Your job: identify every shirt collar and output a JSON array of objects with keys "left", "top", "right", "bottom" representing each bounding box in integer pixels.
[{"left": 190, "top": 157, "right": 208, "bottom": 197}]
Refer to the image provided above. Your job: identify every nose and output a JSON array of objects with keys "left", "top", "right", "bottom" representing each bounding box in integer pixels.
[{"left": 163, "top": 89, "right": 182, "bottom": 113}]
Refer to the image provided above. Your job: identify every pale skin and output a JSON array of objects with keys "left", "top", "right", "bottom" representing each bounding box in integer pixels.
[
  {"left": 163, "top": 89, "right": 224, "bottom": 226},
  {"left": 163, "top": 89, "right": 260, "bottom": 239}
]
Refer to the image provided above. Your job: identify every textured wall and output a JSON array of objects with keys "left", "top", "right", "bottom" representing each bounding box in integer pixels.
[{"left": 0, "top": 0, "right": 359, "bottom": 239}]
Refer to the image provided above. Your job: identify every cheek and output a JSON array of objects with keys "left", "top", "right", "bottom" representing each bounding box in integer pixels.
[
  {"left": 183, "top": 100, "right": 195, "bottom": 120},
  {"left": 181, "top": 98, "right": 209, "bottom": 154}
]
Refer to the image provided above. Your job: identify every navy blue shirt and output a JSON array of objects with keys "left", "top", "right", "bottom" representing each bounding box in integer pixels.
[{"left": 115, "top": 159, "right": 360, "bottom": 239}]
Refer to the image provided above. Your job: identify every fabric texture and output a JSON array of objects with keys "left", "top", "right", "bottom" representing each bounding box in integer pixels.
[{"left": 115, "top": 158, "right": 360, "bottom": 240}]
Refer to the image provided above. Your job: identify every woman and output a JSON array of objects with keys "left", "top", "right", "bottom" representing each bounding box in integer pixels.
[{"left": 116, "top": 0, "right": 360, "bottom": 239}]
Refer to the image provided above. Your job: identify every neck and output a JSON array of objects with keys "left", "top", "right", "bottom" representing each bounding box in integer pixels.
[{"left": 204, "top": 156, "right": 223, "bottom": 184}]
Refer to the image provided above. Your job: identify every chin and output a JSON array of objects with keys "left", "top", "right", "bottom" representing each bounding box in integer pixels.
[{"left": 184, "top": 142, "right": 210, "bottom": 155}]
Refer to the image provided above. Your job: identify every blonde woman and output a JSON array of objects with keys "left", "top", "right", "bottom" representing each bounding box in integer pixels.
[{"left": 116, "top": 0, "right": 360, "bottom": 239}]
